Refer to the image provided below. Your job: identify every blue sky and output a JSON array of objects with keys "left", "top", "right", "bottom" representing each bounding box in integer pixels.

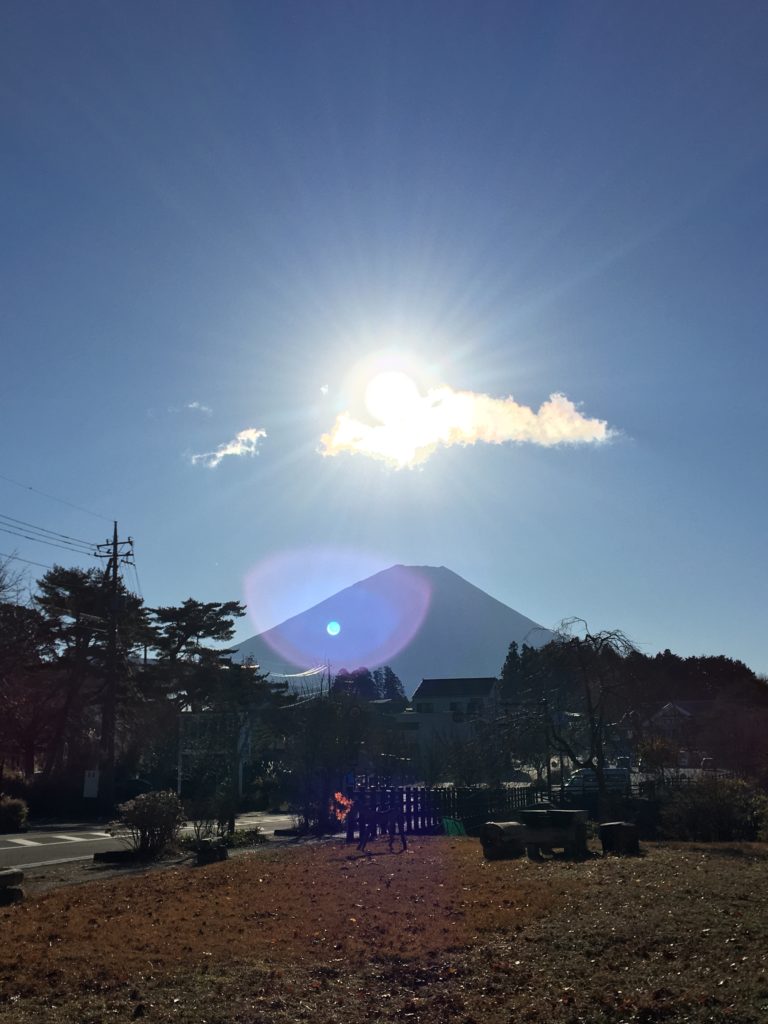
[{"left": 2, "top": 2, "right": 767, "bottom": 674}]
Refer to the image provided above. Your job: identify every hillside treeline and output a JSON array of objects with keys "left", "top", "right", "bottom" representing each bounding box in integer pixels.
[{"left": 500, "top": 629, "right": 768, "bottom": 782}]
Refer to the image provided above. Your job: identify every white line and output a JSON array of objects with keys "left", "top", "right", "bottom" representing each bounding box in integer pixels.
[
  {"left": 4, "top": 837, "right": 41, "bottom": 847},
  {"left": 4, "top": 854, "right": 96, "bottom": 869},
  {"left": 1, "top": 838, "right": 119, "bottom": 852},
  {"left": 49, "top": 834, "right": 90, "bottom": 842}
]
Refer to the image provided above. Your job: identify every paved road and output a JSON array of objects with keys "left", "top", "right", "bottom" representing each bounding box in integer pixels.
[
  {"left": 0, "top": 828, "right": 129, "bottom": 869},
  {"left": 0, "top": 812, "right": 296, "bottom": 870}
]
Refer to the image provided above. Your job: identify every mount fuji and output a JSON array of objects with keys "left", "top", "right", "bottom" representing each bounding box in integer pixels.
[{"left": 234, "top": 565, "right": 551, "bottom": 696}]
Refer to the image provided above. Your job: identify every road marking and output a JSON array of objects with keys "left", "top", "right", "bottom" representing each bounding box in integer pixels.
[
  {"left": 0, "top": 833, "right": 109, "bottom": 850},
  {"left": 1, "top": 837, "right": 124, "bottom": 852},
  {"left": 5, "top": 855, "right": 100, "bottom": 870}
]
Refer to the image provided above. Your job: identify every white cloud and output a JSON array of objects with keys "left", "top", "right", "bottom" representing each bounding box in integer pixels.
[
  {"left": 169, "top": 401, "right": 213, "bottom": 416},
  {"left": 191, "top": 428, "right": 267, "bottom": 468},
  {"left": 319, "top": 386, "right": 613, "bottom": 469}
]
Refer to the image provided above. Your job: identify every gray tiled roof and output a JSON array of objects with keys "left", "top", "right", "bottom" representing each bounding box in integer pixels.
[{"left": 412, "top": 677, "right": 498, "bottom": 700}]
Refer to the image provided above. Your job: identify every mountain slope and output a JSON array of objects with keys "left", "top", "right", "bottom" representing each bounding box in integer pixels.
[{"left": 234, "top": 565, "right": 551, "bottom": 695}]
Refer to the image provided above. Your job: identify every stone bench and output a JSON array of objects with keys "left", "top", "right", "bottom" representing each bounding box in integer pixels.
[
  {"left": 0, "top": 867, "right": 25, "bottom": 905},
  {"left": 196, "top": 839, "right": 229, "bottom": 865},
  {"left": 599, "top": 821, "right": 640, "bottom": 856},
  {"left": 481, "top": 810, "right": 588, "bottom": 860}
]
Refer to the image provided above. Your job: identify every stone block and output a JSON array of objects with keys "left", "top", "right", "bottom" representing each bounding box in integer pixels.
[{"left": 599, "top": 821, "right": 640, "bottom": 856}]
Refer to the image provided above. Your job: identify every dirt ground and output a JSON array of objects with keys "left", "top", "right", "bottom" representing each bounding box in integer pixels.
[{"left": 1, "top": 836, "right": 767, "bottom": 1023}]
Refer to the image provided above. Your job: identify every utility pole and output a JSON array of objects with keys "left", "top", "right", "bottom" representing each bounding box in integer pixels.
[{"left": 95, "top": 522, "right": 134, "bottom": 813}]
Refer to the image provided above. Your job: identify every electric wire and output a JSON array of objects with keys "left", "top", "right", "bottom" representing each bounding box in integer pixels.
[
  {"left": 130, "top": 558, "right": 144, "bottom": 601},
  {"left": 0, "top": 524, "right": 95, "bottom": 556},
  {"left": 0, "top": 525, "right": 96, "bottom": 557},
  {"left": 0, "top": 471, "right": 112, "bottom": 522},
  {"left": 0, "top": 550, "right": 53, "bottom": 571},
  {"left": 0, "top": 519, "right": 96, "bottom": 551},
  {"left": 0, "top": 512, "right": 96, "bottom": 548},
  {"left": 36, "top": 603, "right": 109, "bottom": 623}
]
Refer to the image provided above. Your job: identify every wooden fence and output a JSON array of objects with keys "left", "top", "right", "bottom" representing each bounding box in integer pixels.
[{"left": 345, "top": 785, "right": 538, "bottom": 842}]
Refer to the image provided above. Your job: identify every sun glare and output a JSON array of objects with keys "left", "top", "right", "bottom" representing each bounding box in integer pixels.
[
  {"left": 364, "top": 370, "right": 422, "bottom": 425},
  {"left": 319, "top": 351, "right": 613, "bottom": 468}
]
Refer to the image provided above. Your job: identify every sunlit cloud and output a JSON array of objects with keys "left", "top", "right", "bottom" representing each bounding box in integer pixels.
[
  {"left": 191, "top": 428, "right": 267, "bottom": 468},
  {"left": 319, "top": 376, "right": 614, "bottom": 469}
]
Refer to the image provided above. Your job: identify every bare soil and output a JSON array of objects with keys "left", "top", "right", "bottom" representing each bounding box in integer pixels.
[{"left": 1, "top": 837, "right": 767, "bottom": 1023}]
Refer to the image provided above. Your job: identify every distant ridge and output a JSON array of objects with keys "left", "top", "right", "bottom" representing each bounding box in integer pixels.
[{"left": 234, "top": 565, "right": 551, "bottom": 696}]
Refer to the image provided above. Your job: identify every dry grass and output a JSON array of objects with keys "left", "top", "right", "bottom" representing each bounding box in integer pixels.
[{"left": 1, "top": 837, "right": 767, "bottom": 1023}]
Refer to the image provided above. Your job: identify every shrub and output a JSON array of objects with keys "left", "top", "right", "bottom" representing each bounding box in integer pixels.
[
  {"left": 183, "top": 796, "right": 217, "bottom": 845},
  {"left": 0, "top": 771, "right": 27, "bottom": 801},
  {"left": 117, "top": 790, "right": 186, "bottom": 859},
  {"left": 179, "top": 824, "right": 267, "bottom": 852},
  {"left": 0, "top": 795, "right": 28, "bottom": 833},
  {"left": 222, "top": 826, "right": 267, "bottom": 848},
  {"left": 660, "top": 776, "right": 768, "bottom": 842},
  {"left": 182, "top": 782, "right": 242, "bottom": 845}
]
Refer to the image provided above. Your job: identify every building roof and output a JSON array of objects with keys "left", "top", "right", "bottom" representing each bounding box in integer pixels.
[
  {"left": 412, "top": 677, "right": 498, "bottom": 700},
  {"left": 650, "top": 700, "right": 718, "bottom": 720}
]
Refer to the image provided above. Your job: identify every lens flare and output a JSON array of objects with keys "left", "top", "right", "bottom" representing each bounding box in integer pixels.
[{"left": 243, "top": 551, "right": 433, "bottom": 670}]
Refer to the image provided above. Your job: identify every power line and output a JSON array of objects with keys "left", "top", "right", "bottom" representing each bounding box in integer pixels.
[
  {"left": 0, "top": 525, "right": 96, "bottom": 557},
  {"left": 0, "top": 550, "right": 52, "bottom": 571},
  {"left": 130, "top": 558, "right": 144, "bottom": 601},
  {"left": 0, "top": 524, "right": 94, "bottom": 556},
  {"left": 37, "top": 603, "right": 110, "bottom": 628},
  {"left": 0, "top": 471, "right": 113, "bottom": 522},
  {"left": 0, "top": 512, "right": 96, "bottom": 548}
]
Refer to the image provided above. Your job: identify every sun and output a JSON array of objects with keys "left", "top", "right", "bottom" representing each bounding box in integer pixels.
[{"left": 364, "top": 370, "right": 422, "bottom": 424}]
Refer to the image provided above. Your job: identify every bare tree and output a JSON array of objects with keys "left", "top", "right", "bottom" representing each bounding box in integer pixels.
[
  {"left": 0, "top": 555, "right": 26, "bottom": 604},
  {"left": 544, "top": 619, "right": 636, "bottom": 803}
]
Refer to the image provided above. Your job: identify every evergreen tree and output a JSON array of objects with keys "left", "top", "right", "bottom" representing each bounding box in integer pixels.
[
  {"left": 147, "top": 598, "right": 246, "bottom": 711},
  {"left": 32, "top": 565, "right": 145, "bottom": 779}
]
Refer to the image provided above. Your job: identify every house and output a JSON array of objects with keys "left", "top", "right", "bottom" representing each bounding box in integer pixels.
[
  {"left": 388, "top": 678, "right": 501, "bottom": 766},
  {"left": 411, "top": 677, "right": 500, "bottom": 718},
  {"left": 645, "top": 700, "right": 716, "bottom": 747}
]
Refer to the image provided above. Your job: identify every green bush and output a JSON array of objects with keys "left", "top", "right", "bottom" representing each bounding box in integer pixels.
[
  {"left": 660, "top": 776, "right": 768, "bottom": 842},
  {"left": 0, "top": 795, "right": 28, "bottom": 833},
  {"left": 117, "top": 790, "right": 186, "bottom": 859}
]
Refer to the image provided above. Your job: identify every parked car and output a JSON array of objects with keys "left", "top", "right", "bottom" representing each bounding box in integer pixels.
[{"left": 564, "top": 768, "right": 630, "bottom": 796}]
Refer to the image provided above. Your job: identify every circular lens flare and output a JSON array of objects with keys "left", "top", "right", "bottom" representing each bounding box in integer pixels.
[{"left": 243, "top": 552, "right": 433, "bottom": 671}]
